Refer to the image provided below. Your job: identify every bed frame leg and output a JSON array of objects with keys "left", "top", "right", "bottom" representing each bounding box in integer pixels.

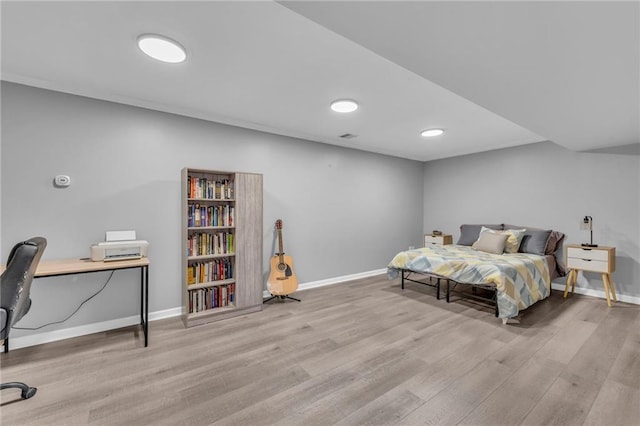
[
  {"left": 401, "top": 270, "right": 405, "bottom": 290},
  {"left": 436, "top": 278, "right": 440, "bottom": 300}
]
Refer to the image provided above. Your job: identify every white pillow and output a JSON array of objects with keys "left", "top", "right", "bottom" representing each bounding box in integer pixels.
[
  {"left": 472, "top": 232, "right": 508, "bottom": 254},
  {"left": 479, "top": 226, "right": 526, "bottom": 253}
]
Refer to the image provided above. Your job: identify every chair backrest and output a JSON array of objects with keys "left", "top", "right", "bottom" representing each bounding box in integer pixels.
[{"left": 1, "top": 237, "right": 47, "bottom": 338}]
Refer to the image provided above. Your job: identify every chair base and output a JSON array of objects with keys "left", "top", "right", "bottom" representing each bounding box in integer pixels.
[
  {"left": 263, "top": 294, "right": 301, "bottom": 303},
  {"left": 0, "top": 382, "right": 37, "bottom": 399}
]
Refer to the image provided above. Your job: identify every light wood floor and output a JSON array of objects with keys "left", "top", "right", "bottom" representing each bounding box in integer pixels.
[{"left": 1, "top": 275, "right": 639, "bottom": 425}]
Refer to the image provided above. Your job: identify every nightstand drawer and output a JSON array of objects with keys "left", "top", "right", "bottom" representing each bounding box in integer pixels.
[
  {"left": 567, "top": 247, "right": 608, "bottom": 261},
  {"left": 566, "top": 257, "right": 609, "bottom": 273},
  {"left": 424, "top": 234, "right": 452, "bottom": 246}
]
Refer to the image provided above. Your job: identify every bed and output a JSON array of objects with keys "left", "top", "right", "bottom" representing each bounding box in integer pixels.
[{"left": 387, "top": 224, "right": 566, "bottom": 322}]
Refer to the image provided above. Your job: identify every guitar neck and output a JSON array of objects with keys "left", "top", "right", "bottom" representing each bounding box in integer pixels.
[{"left": 277, "top": 229, "right": 285, "bottom": 262}]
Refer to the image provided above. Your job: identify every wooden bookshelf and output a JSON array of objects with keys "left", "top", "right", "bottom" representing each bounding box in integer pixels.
[{"left": 181, "top": 168, "right": 263, "bottom": 327}]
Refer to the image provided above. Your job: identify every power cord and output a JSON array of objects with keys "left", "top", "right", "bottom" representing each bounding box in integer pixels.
[{"left": 14, "top": 270, "right": 115, "bottom": 330}]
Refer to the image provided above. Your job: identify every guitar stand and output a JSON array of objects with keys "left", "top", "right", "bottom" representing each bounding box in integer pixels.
[{"left": 263, "top": 294, "right": 301, "bottom": 303}]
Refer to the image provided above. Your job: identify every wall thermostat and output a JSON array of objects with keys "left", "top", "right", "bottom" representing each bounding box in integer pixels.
[{"left": 54, "top": 175, "right": 71, "bottom": 187}]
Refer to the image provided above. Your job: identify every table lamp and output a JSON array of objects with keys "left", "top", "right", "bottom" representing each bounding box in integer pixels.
[{"left": 580, "top": 215, "right": 598, "bottom": 247}]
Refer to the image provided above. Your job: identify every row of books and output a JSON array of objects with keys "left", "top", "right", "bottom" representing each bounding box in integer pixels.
[
  {"left": 187, "top": 232, "right": 234, "bottom": 257},
  {"left": 188, "top": 204, "right": 234, "bottom": 228},
  {"left": 188, "top": 283, "right": 235, "bottom": 313},
  {"left": 187, "top": 258, "right": 234, "bottom": 285},
  {"left": 187, "top": 176, "right": 234, "bottom": 200}
]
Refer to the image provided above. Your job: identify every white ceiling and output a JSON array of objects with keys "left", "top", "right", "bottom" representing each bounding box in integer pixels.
[{"left": 2, "top": 1, "right": 638, "bottom": 161}]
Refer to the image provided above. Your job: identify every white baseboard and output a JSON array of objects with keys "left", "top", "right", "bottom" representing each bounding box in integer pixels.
[
  {"left": 5, "top": 269, "right": 388, "bottom": 351},
  {"left": 551, "top": 283, "right": 640, "bottom": 305},
  {"left": 4, "top": 307, "right": 181, "bottom": 352},
  {"left": 262, "top": 268, "right": 387, "bottom": 298}
]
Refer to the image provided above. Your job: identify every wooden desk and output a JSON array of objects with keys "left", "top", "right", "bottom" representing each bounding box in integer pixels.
[{"left": 7, "top": 257, "right": 150, "bottom": 347}]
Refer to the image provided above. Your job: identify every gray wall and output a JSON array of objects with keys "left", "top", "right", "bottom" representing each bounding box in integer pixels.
[
  {"left": 1, "top": 82, "right": 424, "bottom": 338},
  {"left": 423, "top": 141, "right": 640, "bottom": 298}
]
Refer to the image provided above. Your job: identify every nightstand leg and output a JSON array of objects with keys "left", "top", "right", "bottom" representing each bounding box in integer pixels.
[
  {"left": 563, "top": 269, "right": 575, "bottom": 298},
  {"left": 601, "top": 273, "right": 612, "bottom": 307},
  {"left": 605, "top": 273, "right": 618, "bottom": 302}
]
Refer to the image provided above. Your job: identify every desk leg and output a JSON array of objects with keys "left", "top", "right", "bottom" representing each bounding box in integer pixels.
[
  {"left": 140, "top": 267, "right": 144, "bottom": 327},
  {"left": 145, "top": 265, "right": 149, "bottom": 347},
  {"left": 141, "top": 266, "right": 149, "bottom": 347}
]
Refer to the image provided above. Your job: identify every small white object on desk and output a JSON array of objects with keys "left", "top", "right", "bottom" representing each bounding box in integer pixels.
[
  {"left": 106, "top": 230, "right": 137, "bottom": 241},
  {"left": 90, "top": 230, "right": 149, "bottom": 262}
]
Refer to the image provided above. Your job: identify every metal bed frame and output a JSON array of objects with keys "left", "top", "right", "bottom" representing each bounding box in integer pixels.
[
  {"left": 400, "top": 268, "right": 499, "bottom": 317},
  {"left": 400, "top": 269, "right": 443, "bottom": 299},
  {"left": 446, "top": 280, "right": 499, "bottom": 317}
]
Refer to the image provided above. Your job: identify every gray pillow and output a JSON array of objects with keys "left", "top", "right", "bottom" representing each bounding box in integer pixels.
[
  {"left": 518, "top": 229, "right": 552, "bottom": 255},
  {"left": 546, "top": 231, "right": 565, "bottom": 254},
  {"left": 457, "top": 224, "right": 503, "bottom": 246},
  {"left": 472, "top": 232, "right": 508, "bottom": 254}
]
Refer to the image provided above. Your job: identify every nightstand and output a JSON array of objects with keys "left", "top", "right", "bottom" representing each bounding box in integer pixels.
[
  {"left": 424, "top": 234, "right": 452, "bottom": 246},
  {"left": 564, "top": 244, "right": 617, "bottom": 306}
]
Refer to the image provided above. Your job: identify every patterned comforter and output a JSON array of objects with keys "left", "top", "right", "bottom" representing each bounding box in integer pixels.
[{"left": 387, "top": 244, "right": 551, "bottom": 318}]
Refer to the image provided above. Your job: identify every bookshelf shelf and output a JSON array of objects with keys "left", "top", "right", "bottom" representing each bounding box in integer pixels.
[
  {"left": 188, "top": 305, "right": 237, "bottom": 320},
  {"left": 188, "top": 278, "right": 235, "bottom": 291},
  {"left": 187, "top": 226, "right": 235, "bottom": 231},
  {"left": 187, "top": 198, "right": 236, "bottom": 203},
  {"left": 182, "top": 168, "right": 263, "bottom": 327},
  {"left": 187, "top": 253, "right": 235, "bottom": 261}
]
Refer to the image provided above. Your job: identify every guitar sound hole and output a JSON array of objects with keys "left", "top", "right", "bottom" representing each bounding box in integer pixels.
[{"left": 278, "top": 263, "right": 287, "bottom": 271}]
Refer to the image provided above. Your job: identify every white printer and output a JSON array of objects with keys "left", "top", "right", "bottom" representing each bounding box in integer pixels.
[{"left": 90, "top": 230, "right": 149, "bottom": 262}]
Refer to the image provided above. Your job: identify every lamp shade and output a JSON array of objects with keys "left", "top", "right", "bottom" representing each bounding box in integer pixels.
[{"left": 580, "top": 216, "right": 597, "bottom": 247}]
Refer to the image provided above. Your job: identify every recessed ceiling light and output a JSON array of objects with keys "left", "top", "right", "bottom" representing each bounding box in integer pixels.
[
  {"left": 421, "top": 128, "right": 444, "bottom": 138},
  {"left": 137, "top": 34, "right": 186, "bottom": 63},
  {"left": 331, "top": 99, "right": 359, "bottom": 113}
]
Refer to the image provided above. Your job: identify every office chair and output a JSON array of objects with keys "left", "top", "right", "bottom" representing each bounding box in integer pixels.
[{"left": 1, "top": 237, "right": 47, "bottom": 400}]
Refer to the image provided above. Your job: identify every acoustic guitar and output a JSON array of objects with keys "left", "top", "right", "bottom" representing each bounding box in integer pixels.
[{"left": 266, "top": 219, "right": 299, "bottom": 299}]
